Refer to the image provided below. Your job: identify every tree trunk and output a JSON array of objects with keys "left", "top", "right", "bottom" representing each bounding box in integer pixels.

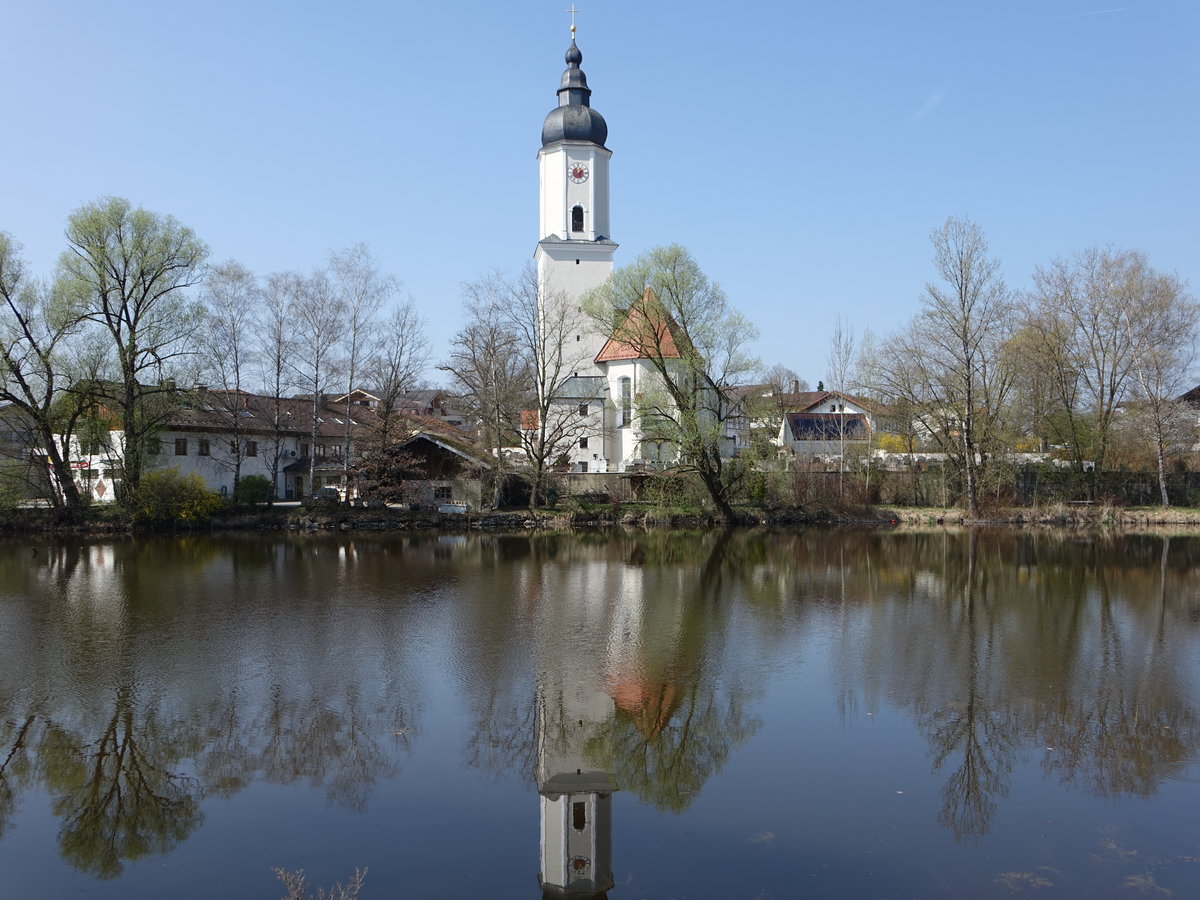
[
  {"left": 1156, "top": 433, "right": 1171, "bottom": 508},
  {"left": 697, "top": 464, "right": 736, "bottom": 525},
  {"left": 119, "top": 376, "right": 141, "bottom": 509},
  {"left": 42, "top": 428, "right": 84, "bottom": 517},
  {"left": 961, "top": 428, "right": 979, "bottom": 518}
]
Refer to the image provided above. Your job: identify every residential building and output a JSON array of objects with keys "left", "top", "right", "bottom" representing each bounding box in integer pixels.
[
  {"left": 56, "top": 388, "right": 488, "bottom": 508},
  {"left": 773, "top": 390, "right": 881, "bottom": 462}
]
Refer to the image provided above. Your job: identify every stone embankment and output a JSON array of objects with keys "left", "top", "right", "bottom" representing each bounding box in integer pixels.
[{"left": 6, "top": 502, "right": 1200, "bottom": 534}]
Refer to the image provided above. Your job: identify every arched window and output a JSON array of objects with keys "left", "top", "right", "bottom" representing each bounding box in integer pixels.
[
  {"left": 620, "top": 377, "right": 632, "bottom": 427},
  {"left": 571, "top": 205, "right": 584, "bottom": 232}
]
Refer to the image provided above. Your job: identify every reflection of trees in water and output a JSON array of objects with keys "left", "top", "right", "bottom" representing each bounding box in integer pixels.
[
  {"left": 0, "top": 714, "right": 36, "bottom": 839},
  {"left": 0, "top": 535, "right": 427, "bottom": 877},
  {"left": 39, "top": 687, "right": 204, "bottom": 879},
  {"left": 825, "top": 530, "right": 1200, "bottom": 840},
  {"left": 249, "top": 686, "right": 406, "bottom": 813},
  {"left": 0, "top": 681, "right": 415, "bottom": 877},
  {"left": 463, "top": 688, "right": 538, "bottom": 786},
  {"left": 596, "top": 530, "right": 761, "bottom": 813},
  {"left": 591, "top": 682, "right": 758, "bottom": 814},
  {"left": 925, "top": 694, "right": 1019, "bottom": 839},
  {"left": 1037, "top": 563, "right": 1198, "bottom": 798},
  {"left": 4, "top": 530, "right": 1199, "bottom": 872},
  {"left": 455, "top": 530, "right": 763, "bottom": 813},
  {"left": 916, "top": 532, "right": 1023, "bottom": 840}
]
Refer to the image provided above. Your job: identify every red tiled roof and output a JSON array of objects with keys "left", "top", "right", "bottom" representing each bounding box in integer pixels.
[{"left": 595, "top": 288, "right": 685, "bottom": 363}]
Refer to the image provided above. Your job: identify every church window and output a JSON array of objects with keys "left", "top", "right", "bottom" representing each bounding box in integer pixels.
[
  {"left": 620, "top": 377, "right": 632, "bottom": 427},
  {"left": 571, "top": 205, "right": 584, "bottom": 232},
  {"left": 572, "top": 801, "right": 587, "bottom": 831}
]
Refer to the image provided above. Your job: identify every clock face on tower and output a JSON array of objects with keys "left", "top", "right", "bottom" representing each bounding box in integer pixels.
[{"left": 569, "top": 163, "right": 590, "bottom": 183}]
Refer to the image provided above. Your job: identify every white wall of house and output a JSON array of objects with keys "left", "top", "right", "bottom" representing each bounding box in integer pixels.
[
  {"left": 151, "top": 431, "right": 298, "bottom": 497},
  {"left": 60, "top": 428, "right": 310, "bottom": 502},
  {"left": 602, "top": 358, "right": 648, "bottom": 471},
  {"left": 561, "top": 401, "right": 608, "bottom": 473}
]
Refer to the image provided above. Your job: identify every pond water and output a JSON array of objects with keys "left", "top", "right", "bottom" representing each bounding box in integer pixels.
[{"left": 0, "top": 530, "right": 1198, "bottom": 899}]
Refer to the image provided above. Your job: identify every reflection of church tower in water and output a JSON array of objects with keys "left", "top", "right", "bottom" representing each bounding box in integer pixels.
[
  {"left": 533, "top": 534, "right": 697, "bottom": 897},
  {"left": 536, "top": 674, "right": 616, "bottom": 899},
  {"left": 534, "top": 557, "right": 621, "bottom": 898}
]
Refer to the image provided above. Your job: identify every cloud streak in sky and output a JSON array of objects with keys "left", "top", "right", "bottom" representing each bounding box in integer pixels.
[
  {"left": 1059, "top": 7, "right": 1125, "bottom": 19},
  {"left": 910, "top": 90, "right": 946, "bottom": 123}
]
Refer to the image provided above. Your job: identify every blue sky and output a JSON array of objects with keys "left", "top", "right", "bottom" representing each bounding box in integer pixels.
[{"left": 3, "top": 1, "right": 1197, "bottom": 388}]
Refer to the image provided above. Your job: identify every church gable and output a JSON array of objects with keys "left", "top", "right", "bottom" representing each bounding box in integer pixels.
[{"left": 594, "top": 288, "right": 686, "bottom": 363}]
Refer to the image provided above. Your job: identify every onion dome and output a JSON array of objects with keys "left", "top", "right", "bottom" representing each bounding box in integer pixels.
[{"left": 541, "top": 40, "right": 608, "bottom": 148}]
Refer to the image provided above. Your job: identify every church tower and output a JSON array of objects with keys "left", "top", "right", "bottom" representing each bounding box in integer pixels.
[{"left": 535, "top": 26, "right": 617, "bottom": 374}]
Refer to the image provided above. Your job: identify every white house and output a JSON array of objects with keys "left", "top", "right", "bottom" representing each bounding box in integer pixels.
[
  {"left": 775, "top": 390, "right": 880, "bottom": 461},
  {"left": 57, "top": 388, "right": 487, "bottom": 508}
]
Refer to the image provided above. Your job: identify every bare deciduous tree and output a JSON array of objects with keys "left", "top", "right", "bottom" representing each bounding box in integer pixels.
[
  {"left": 759, "top": 363, "right": 808, "bottom": 398},
  {"left": 505, "top": 265, "right": 595, "bottom": 507},
  {"left": 330, "top": 244, "right": 394, "bottom": 496},
  {"left": 826, "top": 314, "right": 856, "bottom": 497},
  {"left": 367, "top": 299, "right": 429, "bottom": 448},
  {"left": 200, "top": 260, "right": 259, "bottom": 497},
  {"left": 256, "top": 272, "right": 299, "bottom": 501},
  {"left": 352, "top": 297, "right": 429, "bottom": 503},
  {"left": 1125, "top": 272, "right": 1198, "bottom": 506},
  {"left": 1025, "top": 247, "right": 1186, "bottom": 478},
  {"left": 441, "top": 284, "right": 529, "bottom": 507},
  {"left": 286, "top": 270, "right": 345, "bottom": 494},
  {"left": 868, "top": 218, "right": 1015, "bottom": 516}
]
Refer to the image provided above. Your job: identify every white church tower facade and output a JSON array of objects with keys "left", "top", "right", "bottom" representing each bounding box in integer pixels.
[{"left": 535, "top": 30, "right": 617, "bottom": 376}]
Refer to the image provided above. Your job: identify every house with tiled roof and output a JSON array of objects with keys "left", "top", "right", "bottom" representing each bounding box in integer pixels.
[
  {"left": 774, "top": 390, "right": 881, "bottom": 462},
  {"left": 59, "top": 386, "right": 489, "bottom": 507}
]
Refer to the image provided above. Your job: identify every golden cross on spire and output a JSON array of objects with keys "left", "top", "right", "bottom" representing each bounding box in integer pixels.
[{"left": 565, "top": 5, "right": 581, "bottom": 38}]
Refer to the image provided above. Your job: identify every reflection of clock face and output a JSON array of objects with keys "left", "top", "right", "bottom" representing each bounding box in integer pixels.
[{"left": 569, "top": 163, "right": 590, "bottom": 183}]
